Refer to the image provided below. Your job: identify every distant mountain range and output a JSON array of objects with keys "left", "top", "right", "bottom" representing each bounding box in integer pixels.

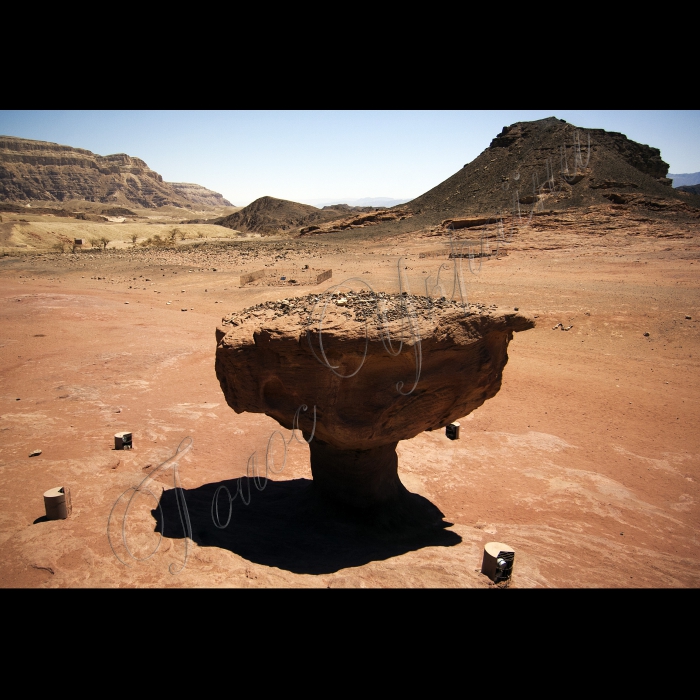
[
  {"left": 308, "top": 197, "right": 411, "bottom": 208},
  {"left": 668, "top": 172, "right": 700, "bottom": 188}
]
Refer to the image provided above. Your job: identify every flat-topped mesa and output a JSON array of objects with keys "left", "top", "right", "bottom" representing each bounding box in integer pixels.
[
  {"left": 0, "top": 135, "right": 232, "bottom": 208},
  {"left": 215, "top": 293, "right": 534, "bottom": 515}
]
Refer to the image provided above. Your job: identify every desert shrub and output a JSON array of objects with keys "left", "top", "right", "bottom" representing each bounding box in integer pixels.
[
  {"left": 140, "top": 234, "right": 170, "bottom": 248},
  {"left": 130, "top": 234, "right": 138, "bottom": 245}
]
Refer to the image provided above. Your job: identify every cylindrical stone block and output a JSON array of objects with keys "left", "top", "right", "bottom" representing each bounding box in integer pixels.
[
  {"left": 446, "top": 422, "right": 460, "bottom": 440},
  {"left": 44, "top": 486, "right": 71, "bottom": 520},
  {"left": 481, "top": 541, "right": 515, "bottom": 582},
  {"left": 114, "top": 431, "right": 132, "bottom": 450}
]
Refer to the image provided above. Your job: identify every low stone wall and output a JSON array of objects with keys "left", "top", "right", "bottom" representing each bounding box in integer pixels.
[
  {"left": 418, "top": 248, "right": 449, "bottom": 259},
  {"left": 239, "top": 269, "right": 266, "bottom": 286},
  {"left": 418, "top": 245, "right": 505, "bottom": 259},
  {"left": 239, "top": 268, "right": 333, "bottom": 288}
]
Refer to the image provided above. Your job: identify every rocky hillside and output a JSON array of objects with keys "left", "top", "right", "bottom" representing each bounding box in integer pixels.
[
  {"left": 0, "top": 136, "right": 231, "bottom": 209},
  {"left": 168, "top": 182, "right": 233, "bottom": 207},
  {"left": 214, "top": 196, "right": 355, "bottom": 234},
  {"left": 399, "top": 117, "right": 685, "bottom": 228}
]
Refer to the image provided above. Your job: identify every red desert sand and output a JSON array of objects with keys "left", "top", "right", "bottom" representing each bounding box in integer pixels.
[{"left": 1, "top": 217, "right": 699, "bottom": 587}]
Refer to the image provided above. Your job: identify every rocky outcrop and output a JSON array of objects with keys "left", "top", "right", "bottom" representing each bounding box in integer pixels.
[
  {"left": 298, "top": 208, "right": 411, "bottom": 236},
  {"left": 0, "top": 136, "right": 231, "bottom": 209},
  {"left": 100, "top": 207, "right": 136, "bottom": 216},
  {"left": 215, "top": 292, "right": 534, "bottom": 517}
]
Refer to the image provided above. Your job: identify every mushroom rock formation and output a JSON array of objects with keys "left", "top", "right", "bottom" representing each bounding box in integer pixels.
[{"left": 215, "top": 293, "right": 534, "bottom": 524}]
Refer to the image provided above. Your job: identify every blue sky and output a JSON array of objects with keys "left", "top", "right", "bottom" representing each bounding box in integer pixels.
[{"left": 1, "top": 110, "right": 698, "bottom": 207}]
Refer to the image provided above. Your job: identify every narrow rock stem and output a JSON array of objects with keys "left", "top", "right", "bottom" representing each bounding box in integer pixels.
[{"left": 308, "top": 439, "right": 405, "bottom": 508}]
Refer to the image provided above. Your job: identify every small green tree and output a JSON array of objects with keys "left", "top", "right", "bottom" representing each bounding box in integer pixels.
[{"left": 99, "top": 236, "right": 111, "bottom": 251}]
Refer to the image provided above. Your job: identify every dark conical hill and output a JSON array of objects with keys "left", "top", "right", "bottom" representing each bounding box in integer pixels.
[
  {"left": 214, "top": 196, "right": 355, "bottom": 234},
  {"left": 400, "top": 117, "right": 683, "bottom": 226}
]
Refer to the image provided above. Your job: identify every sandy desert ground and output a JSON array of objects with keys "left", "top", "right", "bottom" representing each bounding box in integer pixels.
[{"left": 0, "top": 214, "right": 698, "bottom": 588}]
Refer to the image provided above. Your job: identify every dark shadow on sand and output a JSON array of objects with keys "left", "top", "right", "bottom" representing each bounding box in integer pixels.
[{"left": 152, "top": 477, "right": 461, "bottom": 575}]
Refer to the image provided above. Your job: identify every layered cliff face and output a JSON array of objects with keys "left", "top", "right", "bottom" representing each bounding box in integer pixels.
[
  {"left": 401, "top": 117, "right": 687, "bottom": 225},
  {"left": 0, "top": 136, "right": 231, "bottom": 209},
  {"left": 168, "top": 182, "right": 234, "bottom": 207}
]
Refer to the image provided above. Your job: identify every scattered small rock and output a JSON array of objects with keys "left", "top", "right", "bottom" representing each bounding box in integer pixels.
[
  {"left": 29, "top": 449, "right": 42, "bottom": 457},
  {"left": 514, "top": 307, "right": 519, "bottom": 311},
  {"left": 685, "top": 315, "right": 691, "bottom": 320},
  {"left": 181, "top": 308, "right": 188, "bottom": 312},
  {"left": 644, "top": 332, "right": 650, "bottom": 337}
]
